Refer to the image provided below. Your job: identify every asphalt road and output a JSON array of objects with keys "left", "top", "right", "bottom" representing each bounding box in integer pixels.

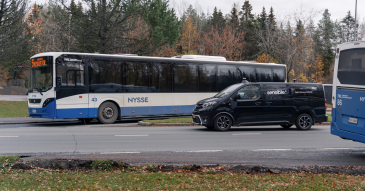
[{"left": 1, "top": 121, "right": 365, "bottom": 166}]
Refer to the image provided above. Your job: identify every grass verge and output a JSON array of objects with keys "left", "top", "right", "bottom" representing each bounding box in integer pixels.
[
  {"left": 327, "top": 114, "right": 332, "bottom": 122},
  {"left": 0, "top": 101, "right": 28, "bottom": 118},
  {"left": 142, "top": 117, "right": 192, "bottom": 124},
  {"left": 0, "top": 156, "right": 20, "bottom": 172},
  {"left": 1, "top": 169, "right": 365, "bottom": 190}
]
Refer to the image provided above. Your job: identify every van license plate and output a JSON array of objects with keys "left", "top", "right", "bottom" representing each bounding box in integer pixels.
[
  {"left": 348, "top": 117, "right": 358, "bottom": 124},
  {"left": 193, "top": 115, "right": 196, "bottom": 118}
]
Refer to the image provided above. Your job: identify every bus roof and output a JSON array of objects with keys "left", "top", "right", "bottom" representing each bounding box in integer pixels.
[{"left": 30, "top": 52, "right": 286, "bottom": 67}]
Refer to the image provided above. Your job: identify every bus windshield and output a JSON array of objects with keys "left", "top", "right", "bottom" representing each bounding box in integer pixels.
[
  {"left": 214, "top": 84, "right": 242, "bottom": 98},
  {"left": 28, "top": 58, "right": 53, "bottom": 93},
  {"left": 338, "top": 48, "right": 365, "bottom": 86}
]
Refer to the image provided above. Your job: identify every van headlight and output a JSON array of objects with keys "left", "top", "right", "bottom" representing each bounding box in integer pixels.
[{"left": 203, "top": 101, "right": 216, "bottom": 108}]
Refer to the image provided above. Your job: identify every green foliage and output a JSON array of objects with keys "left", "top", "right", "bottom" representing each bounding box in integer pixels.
[
  {"left": 142, "top": 0, "right": 181, "bottom": 49},
  {"left": 313, "top": 9, "right": 336, "bottom": 76},
  {"left": 91, "top": 159, "right": 113, "bottom": 171},
  {"left": 0, "top": 101, "right": 28, "bottom": 118},
  {"left": 0, "top": 156, "right": 20, "bottom": 172}
]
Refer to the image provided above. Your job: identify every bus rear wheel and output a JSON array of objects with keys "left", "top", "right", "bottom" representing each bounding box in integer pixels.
[{"left": 98, "top": 102, "right": 119, "bottom": 124}]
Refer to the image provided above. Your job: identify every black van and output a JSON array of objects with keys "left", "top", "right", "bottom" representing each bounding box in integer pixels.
[{"left": 192, "top": 82, "right": 328, "bottom": 131}]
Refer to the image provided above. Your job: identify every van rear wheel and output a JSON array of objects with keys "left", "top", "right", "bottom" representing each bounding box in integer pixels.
[
  {"left": 280, "top": 124, "right": 293, "bottom": 129},
  {"left": 214, "top": 114, "right": 232, "bottom": 131},
  {"left": 295, "top": 113, "right": 313, "bottom": 130},
  {"left": 98, "top": 102, "right": 119, "bottom": 124}
]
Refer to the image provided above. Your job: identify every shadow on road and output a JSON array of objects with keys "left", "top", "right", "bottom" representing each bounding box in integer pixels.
[{"left": 192, "top": 126, "right": 323, "bottom": 132}]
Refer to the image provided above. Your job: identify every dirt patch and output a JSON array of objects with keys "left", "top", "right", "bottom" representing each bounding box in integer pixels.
[{"left": 10, "top": 158, "right": 365, "bottom": 175}]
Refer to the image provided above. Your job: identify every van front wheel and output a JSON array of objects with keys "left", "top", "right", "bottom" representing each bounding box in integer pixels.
[
  {"left": 295, "top": 113, "right": 313, "bottom": 130},
  {"left": 214, "top": 114, "right": 232, "bottom": 131},
  {"left": 98, "top": 102, "right": 119, "bottom": 124}
]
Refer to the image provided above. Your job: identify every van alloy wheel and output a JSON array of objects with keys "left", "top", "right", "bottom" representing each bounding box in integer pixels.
[
  {"left": 295, "top": 113, "right": 313, "bottom": 130},
  {"left": 214, "top": 114, "right": 232, "bottom": 131}
]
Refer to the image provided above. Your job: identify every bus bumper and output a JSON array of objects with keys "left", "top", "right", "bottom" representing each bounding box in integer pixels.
[
  {"left": 331, "top": 122, "right": 365, "bottom": 144},
  {"left": 28, "top": 100, "right": 56, "bottom": 119}
]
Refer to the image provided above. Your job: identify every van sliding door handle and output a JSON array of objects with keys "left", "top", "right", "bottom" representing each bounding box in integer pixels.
[{"left": 255, "top": 102, "right": 261, "bottom": 105}]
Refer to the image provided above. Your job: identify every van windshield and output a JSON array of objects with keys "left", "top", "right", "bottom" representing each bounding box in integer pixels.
[{"left": 215, "top": 84, "right": 242, "bottom": 98}]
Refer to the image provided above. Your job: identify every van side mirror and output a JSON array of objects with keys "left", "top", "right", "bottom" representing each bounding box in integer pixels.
[{"left": 235, "top": 94, "right": 241, "bottom": 100}]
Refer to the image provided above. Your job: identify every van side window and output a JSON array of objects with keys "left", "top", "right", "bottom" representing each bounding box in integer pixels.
[{"left": 237, "top": 85, "right": 260, "bottom": 100}]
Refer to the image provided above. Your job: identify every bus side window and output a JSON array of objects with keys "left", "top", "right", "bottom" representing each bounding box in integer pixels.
[{"left": 66, "top": 71, "right": 76, "bottom": 86}]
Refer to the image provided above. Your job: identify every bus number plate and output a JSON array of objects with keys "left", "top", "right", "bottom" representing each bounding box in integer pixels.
[
  {"left": 193, "top": 115, "right": 196, "bottom": 118},
  {"left": 348, "top": 117, "right": 358, "bottom": 124}
]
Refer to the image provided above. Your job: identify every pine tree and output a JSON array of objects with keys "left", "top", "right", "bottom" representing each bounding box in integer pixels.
[
  {"left": 0, "top": 0, "right": 29, "bottom": 73},
  {"left": 230, "top": 3, "right": 239, "bottom": 29},
  {"left": 258, "top": 7, "right": 267, "bottom": 30},
  {"left": 239, "top": 0, "right": 255, "bottom": 29},
  {"left": 267, "top": 7, "right": 276, "bottom": 30},
  {"left": 314, "top": 9, "right": 336, "bottom": 75},
  {"left": 295, "top": 20, "right": 304, "bottom": 38},
  {"left": 341, "top": 11, "right": 355, "bottom": 42}
]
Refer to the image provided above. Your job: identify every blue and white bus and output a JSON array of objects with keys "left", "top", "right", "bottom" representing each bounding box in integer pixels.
[
  {"left": 331, "top": 41, "right": 365, "bottom": 143},
  {"left": 27, "top": 52, "right": 286, "bottom": 124}
]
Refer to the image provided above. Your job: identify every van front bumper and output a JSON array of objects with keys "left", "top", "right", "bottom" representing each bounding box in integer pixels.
[{"left": 192, "top": 113, "right": 211, "bottom": 126}]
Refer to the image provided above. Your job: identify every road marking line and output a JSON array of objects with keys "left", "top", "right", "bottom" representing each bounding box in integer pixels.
[
  {"left": 115, "top": 135, "right": 149, "bottom": 137},
  {"left": 232, "top": 133, "right": 262, "bottom": 135},
  {"left": 176, "top": 150, "right": 223, "bottom": 153},
  {"left": 0, "top": 136, "right": 18, "bottom": 138},
  {"left": 323, "top": 148, "right": 351, "bottom": 150},
  {"left": 253, "top": 149, "right": 291, "bottom": 151},
  {"left": 101, "top": 152, "right": 140, "bottom": 154}
]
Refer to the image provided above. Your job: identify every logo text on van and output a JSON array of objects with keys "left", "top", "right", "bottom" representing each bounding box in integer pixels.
[{"left": 267, "top": 89, "right": 289, "bottom": 95}]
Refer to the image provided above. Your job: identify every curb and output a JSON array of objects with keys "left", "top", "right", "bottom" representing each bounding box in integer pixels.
[{"left": 0, "top": 119, "right": 78, "bottom": 125}]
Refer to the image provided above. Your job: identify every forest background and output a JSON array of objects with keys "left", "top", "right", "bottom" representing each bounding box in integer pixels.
[{"left": 1, "top": 0, "right": 364, "bottom": 87}]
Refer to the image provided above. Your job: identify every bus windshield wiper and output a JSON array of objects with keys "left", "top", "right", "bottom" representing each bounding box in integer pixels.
[{"left": 34, "top": 88, "right": 43, "bottom": 95}]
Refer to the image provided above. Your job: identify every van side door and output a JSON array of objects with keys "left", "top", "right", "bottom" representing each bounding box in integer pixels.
[
  {"left": 232, "top": 84, "right": 263, "bottom": 124},
  {"left": 261, "top": 84, "right": 294, "bottom": 123}
]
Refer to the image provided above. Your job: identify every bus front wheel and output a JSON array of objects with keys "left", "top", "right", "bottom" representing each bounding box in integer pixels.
[{"left": 98, "top": 102, "right": 119, "bottom": 124}]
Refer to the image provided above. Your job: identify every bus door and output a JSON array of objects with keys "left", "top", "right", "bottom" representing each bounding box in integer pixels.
[{"left": 55, "top": 56, "right": 89, "bottom": 119}]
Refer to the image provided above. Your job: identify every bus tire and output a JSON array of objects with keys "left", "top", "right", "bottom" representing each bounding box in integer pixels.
[
  {"left": 98, "top": 102, "right": 119, "bottom": 124},
  {"left": 295, "top": 113, "right": 312, "bottom": 130},
  {"left": 214, "top": 114, "right": 232, "bottom": 131}
]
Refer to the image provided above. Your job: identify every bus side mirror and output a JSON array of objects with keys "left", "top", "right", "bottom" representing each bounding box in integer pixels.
[{"left": 13, "top": 70, "right": 16, "bottom": 79}]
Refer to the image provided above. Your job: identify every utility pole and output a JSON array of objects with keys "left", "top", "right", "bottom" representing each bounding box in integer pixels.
[
  {"left": 354, "top": 0, "right": 357, "bottom": 41},
  {"left": 68, "top": 12, "right": 72, "bottom": 52}
]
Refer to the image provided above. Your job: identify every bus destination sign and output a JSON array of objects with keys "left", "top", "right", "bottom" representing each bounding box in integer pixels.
[{"left": 32, "top": 57, "right": 47, "bottom": 67}]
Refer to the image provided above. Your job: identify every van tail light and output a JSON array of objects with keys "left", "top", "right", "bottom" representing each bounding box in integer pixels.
[{"left": 325, "top": 99, "right": 327, "bottom": 110}]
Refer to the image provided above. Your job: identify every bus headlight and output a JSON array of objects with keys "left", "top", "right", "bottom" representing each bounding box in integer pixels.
[{"left": 203, "top": 101, "right": 216, "bottom": 108}]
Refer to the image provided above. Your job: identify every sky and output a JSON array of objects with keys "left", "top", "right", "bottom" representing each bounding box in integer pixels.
[
  {"left": 31, "top": 0, "right": 364, "bottom": 23},
  {"left": 170, "top": 0, "right": 365, "bottom": 23}
]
